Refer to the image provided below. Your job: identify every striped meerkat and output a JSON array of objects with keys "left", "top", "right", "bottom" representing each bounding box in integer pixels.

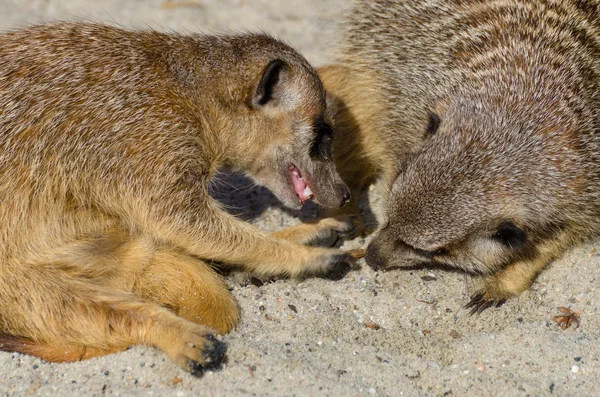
[{"left": 322, "top": 0, "right": 600, "bottom": 311}]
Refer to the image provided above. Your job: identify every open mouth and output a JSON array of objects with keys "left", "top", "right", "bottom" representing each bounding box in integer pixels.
[{"left": 289, "top": 164, "right": 314, "bottom": 203}]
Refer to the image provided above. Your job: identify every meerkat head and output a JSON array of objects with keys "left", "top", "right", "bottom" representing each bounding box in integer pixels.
[
  {"left": 199, "top": 35, "right": 350, "bottom": 210},
  {"left": 364, "top": 96, "right": 585, "bottom": 275}
]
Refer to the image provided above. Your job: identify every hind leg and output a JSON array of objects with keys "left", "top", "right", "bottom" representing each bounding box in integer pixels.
[
  {"left": 131, "top": 246, "right": 240, "bottom": 335},
  {"left": 39, "top": 229, "right": 240, "bottom": 335},
  {"left": 0, "top": 262, "right": 225, "bottom": 376}
]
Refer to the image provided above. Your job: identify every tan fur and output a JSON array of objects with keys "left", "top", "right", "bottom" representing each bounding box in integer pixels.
[
  {"left": 324, "top": 0, "right": 600, "bottom": 311},
  {"left": 0, "top": 22, "right": 355, "bottom": 375},
  {"left": 319, "top": 65, "right": 396, "bottom": 223}
]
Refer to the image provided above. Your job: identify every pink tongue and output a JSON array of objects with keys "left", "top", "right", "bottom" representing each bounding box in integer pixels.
[
  {"left": 292, "top": 172, "right": 309, "bottom": 200},
  {"left": 290, "top": 166, "right": 313, "bottom": 202}
]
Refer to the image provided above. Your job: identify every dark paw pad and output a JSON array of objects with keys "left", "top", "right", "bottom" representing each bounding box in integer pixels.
[
  {"left": 321, "top": 254, "right": 357, "bottom": 281},
  {"left": 465, "top": 292, "right": 506, "bottom": 315},
  {"left": 204, "top": 335, "right": 227, "bottom": 366},
  {"left": 311, "top": 230, "right": 340, "bottom": 248},
  {"left": 188, "top": 336, "right": 227, "bottom": 377}
]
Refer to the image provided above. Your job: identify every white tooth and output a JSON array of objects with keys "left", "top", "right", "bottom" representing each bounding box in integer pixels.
[
  {"left": 303, "top": 186, "right": 313, "bottom": 197},
  {"left": 292, "top": 170, "right": 299, "bottom": 176}
]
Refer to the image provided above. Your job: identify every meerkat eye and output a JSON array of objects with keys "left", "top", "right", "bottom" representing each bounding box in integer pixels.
[
  {"left": 493, "top": 222, "right": 527, "bottom": 249},
  {"left": 414, "top": 247, "right": 448, "bottom": 258},
  {"left": 423, "top": 248, "right": 448, "bottom": 257},
  {"left": 309, "top": 116, "right": 334, "bottom": 160},
  {"left": 426, "top": 112, "right": 441, "bottom": 136},
  {"left": 431, "top": 248, "right": 448, "bottom": 256}
]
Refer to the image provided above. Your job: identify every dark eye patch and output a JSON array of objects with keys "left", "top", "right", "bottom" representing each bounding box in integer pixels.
[
  {"left": 309, "top": 116, "right": 334, "bottom": 161},
  {"left": 415, "top": 247, "right": 448, "bottom": 258},
  {"left": 426, "top": 111, "right": 441, "bottom": 136},
  {"left": 493, "top": 222, "right": 527, "bottom": 249}
]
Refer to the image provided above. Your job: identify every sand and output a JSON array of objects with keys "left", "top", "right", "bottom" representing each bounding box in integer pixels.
[{"left": 1, "top": 1, "right": 599, "bottom": 396}]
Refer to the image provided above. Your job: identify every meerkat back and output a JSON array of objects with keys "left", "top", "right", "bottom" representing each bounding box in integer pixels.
[{"left": 326, "top": 0, "right": 600, "bottom": 311}]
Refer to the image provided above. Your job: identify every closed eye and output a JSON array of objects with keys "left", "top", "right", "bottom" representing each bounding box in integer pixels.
[
  {"left": 309, "top": 116, "right": 334, "bottom": 160},
  {"left": 415, "top": 247, "right": 448, "bottom": 258},
  {"left": 395, "top": 238, "right": 448, "bottom": 258}
]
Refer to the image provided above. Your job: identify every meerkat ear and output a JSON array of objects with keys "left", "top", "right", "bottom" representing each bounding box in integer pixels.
[{"left": 252, "top": 59, "right": 288, "bottom": 108}]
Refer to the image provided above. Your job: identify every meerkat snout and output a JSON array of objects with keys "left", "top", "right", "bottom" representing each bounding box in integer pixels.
[{"left": 364, "top": 240, "right": 387, "bottom": 270}]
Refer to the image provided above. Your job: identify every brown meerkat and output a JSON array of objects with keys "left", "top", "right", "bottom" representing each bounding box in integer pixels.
[
  {"left": 322, "top": 0, "right": 600, "bottom": 312},
  {"left": 0, "top": 22, "right": 357, "bottom": 375}
]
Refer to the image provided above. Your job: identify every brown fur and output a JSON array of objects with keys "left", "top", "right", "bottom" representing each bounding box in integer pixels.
[
  {"left": 0, "top": 22, "right": 355, "bottom": 375},
  {"left": 323, "top": 0, "right": 600, "bottom": 310}
]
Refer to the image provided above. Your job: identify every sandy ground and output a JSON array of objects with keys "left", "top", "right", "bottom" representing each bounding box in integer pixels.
[{"left": 2, "top": 1, "right": 600, "bottom": 396}]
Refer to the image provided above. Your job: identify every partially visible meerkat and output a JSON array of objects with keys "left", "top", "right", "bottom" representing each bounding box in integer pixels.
[
  {"left": 0, "top": 22, "right": 356, "bottom": 375},
  {"left": 322, "top": 0, "right": 600, "bottom": 311}
]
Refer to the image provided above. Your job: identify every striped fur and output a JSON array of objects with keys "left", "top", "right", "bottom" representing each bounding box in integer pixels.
[{"left": 322, "top": 0, "right": 600, "bottom": 309}]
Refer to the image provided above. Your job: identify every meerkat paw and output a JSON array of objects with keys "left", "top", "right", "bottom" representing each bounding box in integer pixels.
[
  {"left": 465, "top": 290, "right": 508, "bottom": 315},
  {"left": 320, "top": 203, "right": 375, "bottom": 238},
  {"left": 164, "top": 327, "right": 227, "bottom": 377},
  {"left": 271, "top": 216, "right": 357, "bottom": 247},
  {"left": 310, "top": 216, "right": 357, "bottom": 246},
  {"left": 303, "top": 248, "right": 358, "bottom": 281},
  {"left": 320, "top": 215, "right": 357, "bottom": 233},
  {"left": 465, "top": 259, "right": 543, "bottom": 315}
]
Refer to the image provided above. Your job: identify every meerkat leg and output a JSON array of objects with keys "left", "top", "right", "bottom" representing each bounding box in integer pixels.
[
  {"left": 466, "top": 260, "right": 546, "bottom": 314},
  {"left": 129, "top": 192, "right": 356, "bottom": 279},
  {"left": 0, "top": 262, "right": 225, "bottom": 375},
  {"left": 131, "top": 247, "right": 240, "bottom": 335},
  {"left": 466, "top": 238, "right": 566, "bottom": 314},
  {"left": 47, "top": 230, "right": 240, "bottom": 335},
  {"left": 194, "top": 213, "right": 356, "bottom": 279},
  {"left": 270, "top": 216, "right": 355, "bottom": 246}
]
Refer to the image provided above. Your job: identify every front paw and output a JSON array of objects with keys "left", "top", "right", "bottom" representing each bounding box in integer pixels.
[
  {"left": 323, "top": 216, "right": 357, "bottom": 234},
  {"left": 465, "top": 291, "right": 507, "bottom": 315},
  {"left": 309, "top": 216, "right": 357, "bottom": 247},
  {"left": 301, "top": 248, "right": 358, "bottom": 281},
  {"left": 321, "top": 252, "right": 357, "bottom": 280},
  {"left": 465, "top": 271, "right": 533, "bottom": 315}
]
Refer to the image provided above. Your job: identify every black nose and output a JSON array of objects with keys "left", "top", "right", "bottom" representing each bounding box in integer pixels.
[
  {"left": 365, "top": 242, "right": 387, "bottom": 270},
  {"left": 338, "top": 184, "right": 351, "bottom": 207}
]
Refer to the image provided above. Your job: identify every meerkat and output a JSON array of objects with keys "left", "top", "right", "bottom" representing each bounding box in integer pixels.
[
  {"left": 0, "top": 22, "right": 357, "bottom": 375},
  {"left": 322, "top": 0, "right": 600, "bottom": 312}
]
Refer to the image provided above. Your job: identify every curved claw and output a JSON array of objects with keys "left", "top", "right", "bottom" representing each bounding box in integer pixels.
[
  {"left": 465, "top": 293, "right": 483, "bottom": 309},
  {"left": 465, "top": 293, "right": 506, "bottom": 315}
]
